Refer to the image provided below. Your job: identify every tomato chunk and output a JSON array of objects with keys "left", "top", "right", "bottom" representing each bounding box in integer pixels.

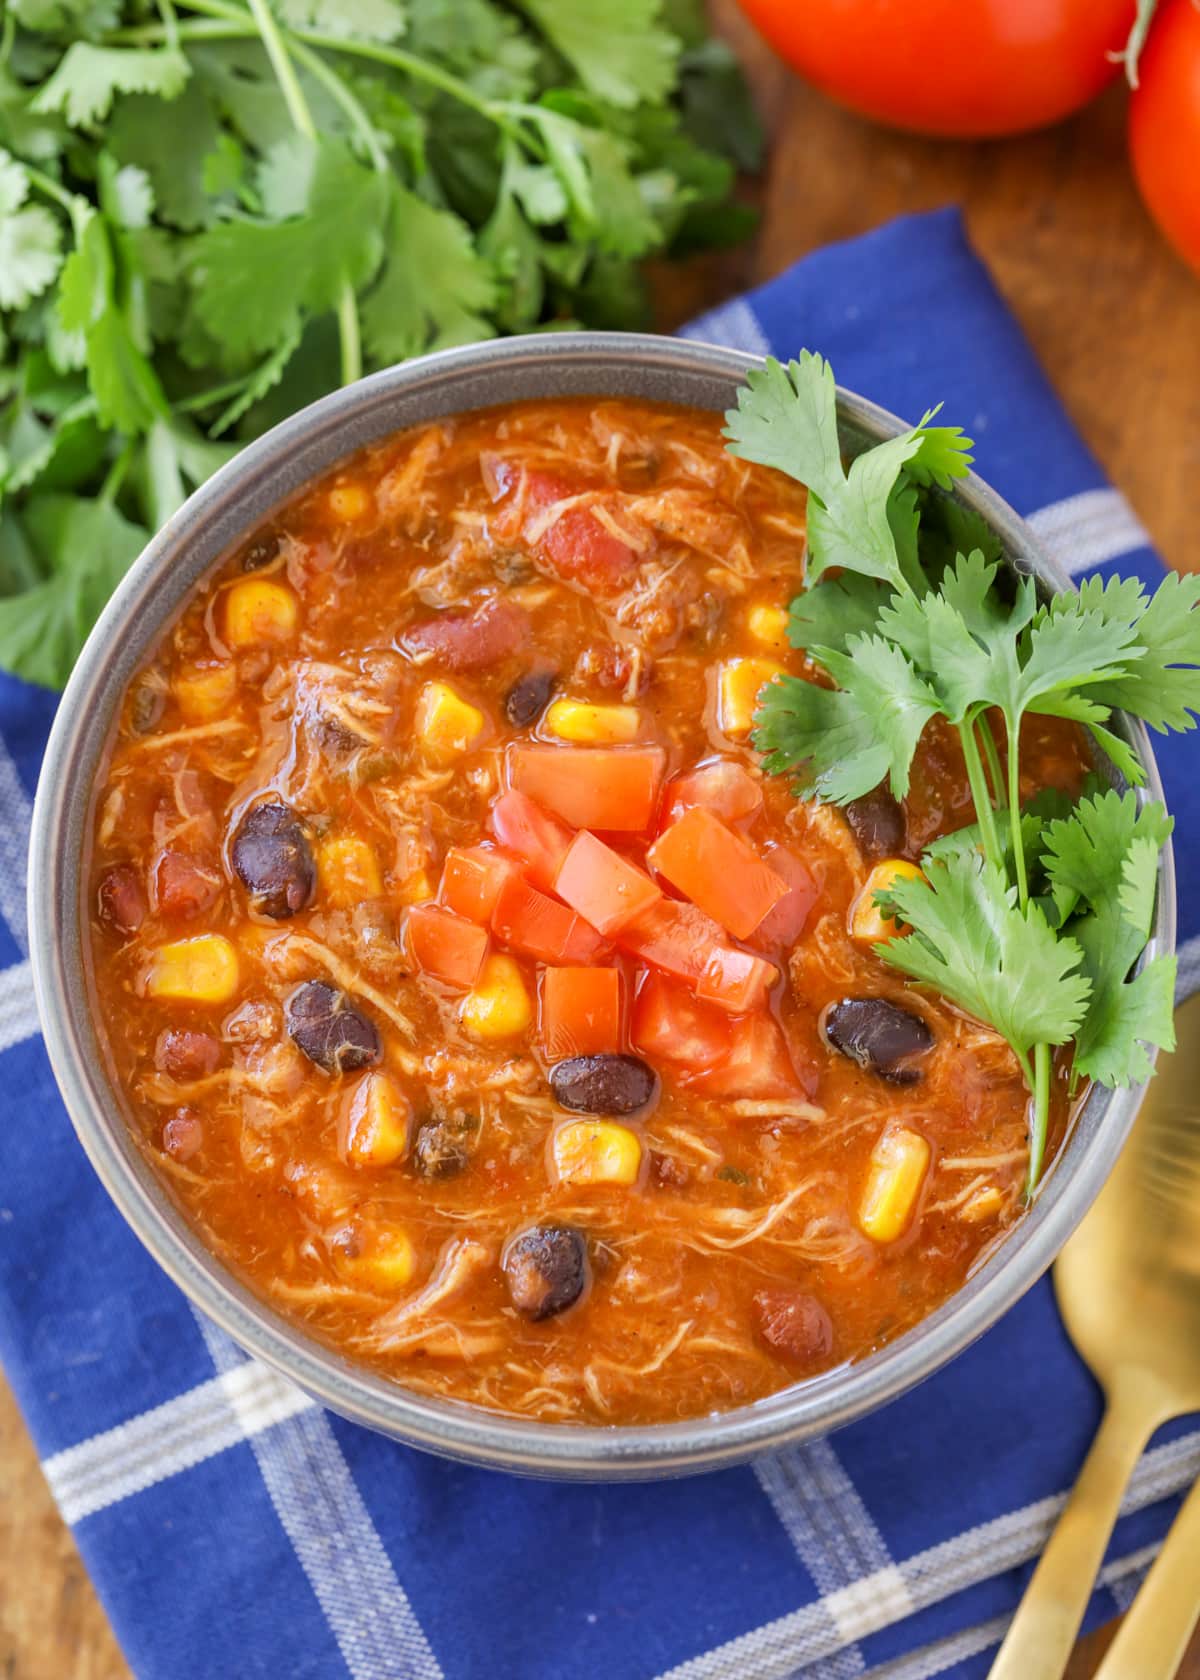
[
  {"left": 539, "top": 967, "right": 623, "bottom": 1059},
  {"left": 631, "top": 971, "right": 732, "bottom": 1075},
  {"left": 399, "top": 598, "right": 528, "bottom": 671},
  {"left": 491, "top": 875, "right": 607, "bottom": 966},
  {"left": 616, "top": 898, "right": 725, "bottom": 986},
  {"left": 750, "top": 843, "right": 820, "bottom": 951},
  {"left": 508, "top": 745, "right": 665, "bottom": 832},
  {"left": 554, "top": 831, "right": 661, "bottom": 935},
  {"left": 440, "top": 845, "right": 521, "bottom": 924},
  {"left": 693, "top": 1015, "right": 806, "bottom": 1100},
  {"left": 648, "top": 807, "right": 789, "bottom": 940},
  {"left": 492, "top": 464, "right": 638, "bottom": 593},
  {"left": 662, "top": 758, "right": 763, "bottom": 830},
  {"left": 488, "top": 789, "right": 574, "bottom": 892},
  {"left": 406, "top": 903, "right": 489, "bottom": 990},
  {"left": 697, "top": 947, "right": 778, "bottom": 1014}
]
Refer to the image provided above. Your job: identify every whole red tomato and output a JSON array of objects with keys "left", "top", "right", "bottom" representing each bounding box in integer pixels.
[
  {"left": 1129, "top": 0, "right": 1200, "bottom": 274},
  {"left": 736, "top": 0, "right": 1136, "bottom": 138}
]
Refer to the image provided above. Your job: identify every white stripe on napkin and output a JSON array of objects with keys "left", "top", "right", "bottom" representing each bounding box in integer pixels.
[
  {"left": 1025, "top": 488, "right": 1152, "bottom": 576},
  {"left": 0, "top": 739, "right": 30, "bottom": 954},
  {"left": 756, "top": 1439, "right": 906, "bottom": 1670},
  {"left": 655, "top": 1428, "right": 1200, "bottom": 1680},
  {"left": 44, "top": 1359, "right": 315, "bottom": 1522},
  {"left": 0, "top": 959, "right": 39, "bottom": 1051},
  {"left": 677, "top": 297, "right": 772, "bottom": 358},
  {"left": 196, "top": 1320, "right": 443, "bottom": 1680},
  {"left": 851, "top": 1543, "right": 1160, "bottom": 1680}
]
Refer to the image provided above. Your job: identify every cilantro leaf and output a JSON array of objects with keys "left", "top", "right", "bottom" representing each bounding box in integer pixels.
[
  {"left": 362, "top": 181, "right": 494, "bottom": 364},
  {"left": 0, "top": 494, "right": 147, "bottom": 688},
  {"left": 274, "top": 0, "right": 408, "bottom": 43},
  {"left": 880, "top": 850, "right": 1091, "bottom": 1059},
  {"left": 786, "top": 572, "right": 889, "bottom": 659},
  {"left": 32, "top": 44, "right": 189, "bottom": 129},
  {"left": 755, "top": 636, "right": 940, "bottom": 802},
  {"left": 1055, "top": 572, "right": 1200, "bottom": 734},
  {"left": 724, "top": 352, "right": 973, "bottom": 593},
  {"left": 187, "top": 137, "right": 387, "bottom": 360},
  {"left": 57, "top": 208, "right": 166, "bottom": 432},
  {"left": 515, "top": 0, "right": 680, "bottom": 108},
  {"left": 0, "top": 150, "right": 63, "bottom": 309},
  {"left": 1042, "top": 789, "right": 1176, "bottom": 1086}
]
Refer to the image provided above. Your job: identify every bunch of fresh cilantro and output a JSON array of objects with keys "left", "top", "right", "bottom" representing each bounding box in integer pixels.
[
  {"left": 0, "top": 0, "right": 759, "bottom": 688},
  {"left": 727, "top": 352, "right": 1194, "bottom": 1191}
]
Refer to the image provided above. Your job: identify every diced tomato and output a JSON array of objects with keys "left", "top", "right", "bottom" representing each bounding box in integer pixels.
[
  {"left": 406, "top": 903, "right": 489, "bottom": 990},
  {"left": 631, "top": 972, "right": 732, "bottom": 1074},
  {"left": 750, "top": 843, "right": 820, "bottom": 951},
  {"left": 488, "top": 789, "right": 574, "bottom": 892},
  {"left": 616, "top": 897, "right": 725, "bottom": 986},
  {"left": 154, "top": 850, "right": 222, "bottom": 919},
  {"left": 491, "top": 875, "right": 607, "bottom": 966},
  {"left": 662, "top": 758, "right": 763, "bottom": 830},
  {"left": 697, "top": 947, "right": 778, "bottom": 1014},
  {"left": 539, "top": 967, "right": 623, "bottom": 1059},
  {"left": 553, "top": 830, "right": 661, "bottom": 935},
  {"left": 491, "top": 464, "right": 638, "bottom": 593},
  {"left": 399, "top": 598, "right": 528, "bottom": 671},
  {"left": 648, "top": 807, "right": 789, "bottom": 940},
  {"left": 693, "top": 1015, "right": 806, "bottom": 1100},
  {"left": 508, "top": 745, "right": 665, "bottom": 832},
  {"left": 440, "top": 845, "right": 521, "bottom": 924}
]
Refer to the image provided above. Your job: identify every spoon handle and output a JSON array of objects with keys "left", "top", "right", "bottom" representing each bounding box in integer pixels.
[
  {"left": 1093, "top": 1473, "right": 1200, "bottom": 1680},
  {"left": 988, "top": 1387, "right": 1160, "bottom": 1680}
]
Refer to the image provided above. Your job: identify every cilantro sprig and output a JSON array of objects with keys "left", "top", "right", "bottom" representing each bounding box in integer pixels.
[
  {"left": 0, "top": 0, "right": 759, "bottom": 687},
  {"left": 728, "top": 354, "right": 1187, "bottom": 1192}
]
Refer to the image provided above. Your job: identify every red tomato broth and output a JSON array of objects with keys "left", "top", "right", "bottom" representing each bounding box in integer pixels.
[{"left": 86, "top": 398, "right": 1089, "bottom": 1425}]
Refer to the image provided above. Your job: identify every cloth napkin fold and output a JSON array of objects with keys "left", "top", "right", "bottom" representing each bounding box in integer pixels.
[{"left": 1, "top": 207, "right": 1197, "bottom": 1680}]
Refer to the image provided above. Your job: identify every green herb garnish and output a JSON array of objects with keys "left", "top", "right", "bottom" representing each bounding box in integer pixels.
[
  {"left": 0, "top": 0, "right": 759, "bottom": 687},
  {"left": 727, "top": 353, "right": 1190, "bottom": 1191}
]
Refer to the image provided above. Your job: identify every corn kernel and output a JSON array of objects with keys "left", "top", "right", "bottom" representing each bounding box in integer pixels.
[
  {"left": 552, "top": 1120, "right": 642, "bottom": 1187},
  {"left": 459, "top": 953, "right": 532, "bottom": 1041},
  {"left": 174, "top": 663, "right": 238, "bottom": 722},
  {"left": 544, "top": 698, "right": 640, "bottom": 744},
  {"left": 850, "top": 859, "right": 924, "bottom": 944},
  {"left": 960, "top": 1185, "right": 1004, "bottom": 1224},
  {"left": 317, "top": 836, "right": 383, "bottom": 908},
  {"left": 147, "top": 934, "right": 239, "bottom": 1004},
  {"left": 334, "top": 1226, "right": 416, "bottom": 1290},
  {"left": 327, "top": 481, "right": 373, "bottom": 522},
  {"left": 747, "top": 604, "right": 791, "bottom": 651},
  {"left": 223, "top": 579, "right": 298, "bottom": 649},
  {"left": 717, "top": 657, "right": 784, "bottom": 735},
  {"left": 339, "top": 1070, "right": 411, "bottom": 1168},
  {"left": 414, "top": 681, "right": 486, "bottom": 759},
  {"left": 858, "top": 1126, "right": 931, "bottom": 1243}
]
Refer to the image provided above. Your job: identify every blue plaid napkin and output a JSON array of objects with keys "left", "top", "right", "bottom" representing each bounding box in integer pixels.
[{"left": 2, "top": 207, "right": 1196, "bottom": 1680}]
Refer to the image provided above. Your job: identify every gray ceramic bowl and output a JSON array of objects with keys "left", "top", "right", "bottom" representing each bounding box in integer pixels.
[{"left": 28, "top": 333, "right": 1175, "bottom": 1479}]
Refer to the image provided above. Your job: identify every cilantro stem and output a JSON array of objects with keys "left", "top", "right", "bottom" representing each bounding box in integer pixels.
[
  {"left": 956, "top": 716, "right": 1003, "bottom": 870},
  {"left": 22, "top": 163, "right": 90, "bottom": 237},
  {"left": 977, "top": 713, "right": 1006, "bottom": 812},
  {"left": 287, "top": 40, "right": 389, "bottom": 175},
  {"left": 1006, "top": 721, "right": 1029, "bottom": 905},
  {"left": 240, "top": 0, "right": 363, "bottom": 386},
  {"left": 1028, "top": 1042, "right": 1052, "bottom": 1193},
  {"left": 99, "top": 442, "right": 136, "bottom": 507}
]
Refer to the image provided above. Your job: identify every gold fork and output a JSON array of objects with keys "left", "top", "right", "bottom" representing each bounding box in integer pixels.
[{"left": 989, "top": 990, "right": 1200, "bottom": 1680}]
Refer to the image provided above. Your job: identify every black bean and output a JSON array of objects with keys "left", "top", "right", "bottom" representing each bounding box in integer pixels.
[
  {"left": 504, "top": 1224, "right": 589, "bottom": 1321},
  {"left": 231, "top": 801, "right": 316, "bottom": 919},
  {"left": 845, "top": 785, "right": 906, "bottom": 860},
  {"left": 129, "top": 674, "right": 166, "bottom": 734},
  {"left": 286, "top": 980, "right": 381, "bottom": 1075},
  {"left": 549, "top": 1053, "right": 657, "bottom": 1116},
  {"left": 504, "top": 668, "right": 557, "bottom": 728},
  {"left": 412, "top": 1118, "right": 472, "bottom": 1178},
  {"left": 824, "top": 997, "right": 933, "bottom": 1085},
  {"left": 241, "top": 531, "right": 282, "bottom": 572}
]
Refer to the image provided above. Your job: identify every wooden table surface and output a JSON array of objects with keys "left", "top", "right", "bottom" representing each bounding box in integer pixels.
[{"left": 3, "top": 7, "right": 1200, "bottom": 1676}]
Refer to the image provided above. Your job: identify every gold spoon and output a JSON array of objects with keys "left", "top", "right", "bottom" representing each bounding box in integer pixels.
[{"left": 989, "top": 990, "right": 1200, "bottom": 1680}]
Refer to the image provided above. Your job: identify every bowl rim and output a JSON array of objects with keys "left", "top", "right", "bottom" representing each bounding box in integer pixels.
[{"left": 27, "top": 330, "right": 1176, "bottom": 1479}]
